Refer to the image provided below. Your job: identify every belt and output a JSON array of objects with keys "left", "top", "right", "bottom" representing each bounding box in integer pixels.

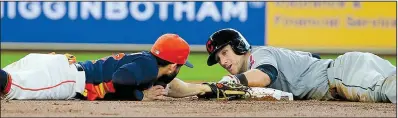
[{"left": 75, "top": 63, "right": 84, "bottom": 72}]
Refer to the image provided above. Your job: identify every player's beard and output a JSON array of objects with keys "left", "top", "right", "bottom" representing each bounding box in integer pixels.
[
  {"left": 157, "top": 70, "right": 179, "bottom": 85},
  {"left": 166, "top": 70, "right": 178, "bottom": 79}
]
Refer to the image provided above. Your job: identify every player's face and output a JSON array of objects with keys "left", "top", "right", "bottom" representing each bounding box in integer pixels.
[{"left": 216, "top": 45, "right": 245, "bottom": 75}]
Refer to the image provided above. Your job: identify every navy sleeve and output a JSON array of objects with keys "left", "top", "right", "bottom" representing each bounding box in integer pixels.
[
  {"left": 109, "top": 84, "right": 144, "bottom": 101},
  {"left": 255, "top": 64, "right": 278, "bottom": 86},
  {"left": 113, "top": 57, "right": 158, "bottom": 86},
  {"left": 112, "top": 57, "right": 158, "bottom": 100}
]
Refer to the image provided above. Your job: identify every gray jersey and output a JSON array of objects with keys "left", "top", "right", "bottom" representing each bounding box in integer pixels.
[{"left": 247, "top": 46, "right": 333, "bottom": 100}]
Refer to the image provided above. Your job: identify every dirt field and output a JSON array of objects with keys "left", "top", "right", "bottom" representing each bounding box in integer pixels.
[{"left": 1, "top": 97, "right": 396, "bottom": 117}]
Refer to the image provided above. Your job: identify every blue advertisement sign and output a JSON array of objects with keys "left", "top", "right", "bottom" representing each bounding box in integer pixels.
[{"left": 1, "top": 2, "right": 266, "bottom": 46}]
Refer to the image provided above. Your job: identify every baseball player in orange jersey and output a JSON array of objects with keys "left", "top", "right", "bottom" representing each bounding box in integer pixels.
[
  {"left": 164, "top": 28, "right": 396, "bottom": 103},
  {"left": 0, "top": 34, "right": 194, "bottom": 101}
]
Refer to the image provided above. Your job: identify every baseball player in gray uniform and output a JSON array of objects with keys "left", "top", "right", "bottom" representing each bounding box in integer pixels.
[{"left": 200, "top": 28, "right": 396, "bottom": 103}]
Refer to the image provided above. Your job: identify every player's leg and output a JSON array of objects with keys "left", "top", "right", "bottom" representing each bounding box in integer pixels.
[
  {"left": 1, "top": 53, "right": 85, "bottom": 100},
  {"left": 328, "top": 52, "right": 396, "bottom": 103},
  {"left": 165, "top": 78, "right": 212, "bottom": 98}
]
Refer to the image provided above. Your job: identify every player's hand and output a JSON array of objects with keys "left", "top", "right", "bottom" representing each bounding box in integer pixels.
[
  {"left": 218, "top": 75, "right": 239, "bottom": 84},
  {"left": 64, "top": 53, "right": 77, "bottom": 64},
  {"left": 142, "top": 85, "right": 168, "bottom": 101},
  {"left": 48, "top": 52, "right": 77, "bottom": 64}
]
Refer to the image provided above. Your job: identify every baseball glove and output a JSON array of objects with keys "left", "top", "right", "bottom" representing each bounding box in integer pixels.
[
  {"left": 197, "top": 82, "right": 295, "bottom": 101},
  {"left": 197, "top": 82, "right": 250, "bottom": 101}
]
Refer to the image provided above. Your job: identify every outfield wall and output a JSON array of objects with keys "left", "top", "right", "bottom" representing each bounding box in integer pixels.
[{"left": 1, "top": 2, "right": 396, "bottom": 54}]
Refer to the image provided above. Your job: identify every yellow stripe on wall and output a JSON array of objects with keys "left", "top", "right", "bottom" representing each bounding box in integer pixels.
[{"left": 266, "top": 2, "right": 396, "bottom": 49}]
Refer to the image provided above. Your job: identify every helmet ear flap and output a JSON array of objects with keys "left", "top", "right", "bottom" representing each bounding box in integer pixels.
[
  {"left": 231, "top": 44, "right": 244, "bottom": 55},
  {"left": 231, "top": 37, "right": 251, "bottom": 55}
]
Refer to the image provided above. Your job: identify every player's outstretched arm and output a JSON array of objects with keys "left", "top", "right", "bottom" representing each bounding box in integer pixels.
[
  {"left": 219, "top": 64, "right": 276, "bottom": 88},
  {"left": 242, "top": 69, "right": 271, "bottom": 87},
  {"left": 165, "top": 78, "right": 212, "bottom": 98}
]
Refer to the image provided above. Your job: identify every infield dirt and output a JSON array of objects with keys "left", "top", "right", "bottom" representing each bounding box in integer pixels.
[{"left": 1, "top": 97, "right": 396, "bottom": 117}]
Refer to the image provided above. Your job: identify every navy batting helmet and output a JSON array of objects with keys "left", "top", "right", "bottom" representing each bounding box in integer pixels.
[{"left": 206, "top": 28, "right": 252, "bottom": 66}]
